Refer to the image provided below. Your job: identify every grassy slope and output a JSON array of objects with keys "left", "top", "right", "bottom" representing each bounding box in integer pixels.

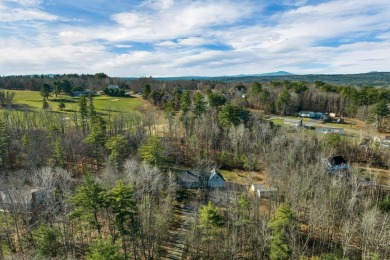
[{"left": 11, "top": 90, "right": 142, "bottom": 113}]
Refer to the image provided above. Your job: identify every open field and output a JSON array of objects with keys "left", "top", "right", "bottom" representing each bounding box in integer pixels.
[
  {"left": 10, "top": 90, "right": 142, "bottom": 113},
  {"left": 219, "top": 169, "right": 266, "bottom": 185}
]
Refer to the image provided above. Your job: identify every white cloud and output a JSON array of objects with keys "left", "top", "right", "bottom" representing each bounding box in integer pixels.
[
  {"left": 111, "top": 12, "right": 142, "bottom": 28},
  {"left": 377, "top": 32, "right": 390, "bottom": 40},
  {"left": 0, "top": 42, "right": 108, "bottom": 75},
  {"left": 0, "top": 8, "right": 58, "bottom": 22},
  {"left": 86, "top": 0, "right": 254, "bottom": 42},
  {"left": 178, "top": 37, "right": 211, "bottom": 46},
  {"left": 216, "top": 0, "right": 390, "bottom": 56},
  {"left": 155, "top": 41, "right": 177, "bottom": 47},
  {"left": 115, "top": 44, "right": 133, "bottom": 48},
  {"left": 0, "top": 0, "right": 57, "bottom": 22},
  {"left": 142, "top": 0, "right": 175, "bottom": 10},
  {"left": 3, "top": 0, "right": 43, "bottom": 7},
  {"left": 56, "top": 1, "right": 254, "bottom": 49},
  {"left": 155, "top": 37, "right": 213, "bottom": 48},
  {"left": 1, "top": 0, "right": 390, "bottom": 76}
]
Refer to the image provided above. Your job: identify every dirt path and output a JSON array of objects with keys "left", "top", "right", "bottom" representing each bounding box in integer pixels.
[{"left": 161, "top": 193, "right": 197, "bottom": 260}]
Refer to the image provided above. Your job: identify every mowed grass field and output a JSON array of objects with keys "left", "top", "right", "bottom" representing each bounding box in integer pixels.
[{"left": 11, "top": 90, "right": 142, "bottom": 113}]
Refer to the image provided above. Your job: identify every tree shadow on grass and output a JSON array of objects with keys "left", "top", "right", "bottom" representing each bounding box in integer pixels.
[
  {"left": 50, "top": 109, "right": 77, "bottom": 114},
  {"left": 5, "top": 104, "right": 35, "bottom": 111},
  {"left": 50, "top": 98, "right": 76, "bottom": 103}
]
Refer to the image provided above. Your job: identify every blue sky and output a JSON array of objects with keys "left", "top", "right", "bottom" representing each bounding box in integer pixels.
[{"left": 1, "top": 0, "right": 390, "bottom": 77}]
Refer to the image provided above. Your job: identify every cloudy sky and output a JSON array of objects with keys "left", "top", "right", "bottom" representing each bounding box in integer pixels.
[{"left": 1, "top": 0, "right": 390, "bottom": 77}]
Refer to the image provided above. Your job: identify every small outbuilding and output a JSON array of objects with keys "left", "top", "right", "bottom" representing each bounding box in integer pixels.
[{"left": 250, "top": 184, "right": 277, "bottom": 198}]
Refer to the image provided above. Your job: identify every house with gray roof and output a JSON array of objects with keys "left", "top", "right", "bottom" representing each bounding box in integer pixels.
[
  {"left": 177, "top": 170, "right": 203, "bottom": 189},
  {"left": 178, "top": 169, "right": 226, "bottom": 189},
  {"left": 208, "top": 169, "right": 226, "bottom": 188}
]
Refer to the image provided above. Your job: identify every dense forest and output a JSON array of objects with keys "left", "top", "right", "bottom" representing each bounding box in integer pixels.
[
  {"left": 2, "top": 71, "right": 390, "bottom": 92},
  {"left": 0, "top": 74, "right": 389, "bottom": 259},
  {"left": 187, "top": 72, "right": 390, "bottom": 86}
]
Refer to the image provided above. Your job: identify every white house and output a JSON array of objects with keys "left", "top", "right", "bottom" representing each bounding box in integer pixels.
[
  {"left": 250, "top": 184, "right": 277, "bottom": 198},
  {"left": 107, "top": 84, "right": 120, "bottom": 90},
  {"left": 208, "top": 169, "right": 226, "bottom": 188}
]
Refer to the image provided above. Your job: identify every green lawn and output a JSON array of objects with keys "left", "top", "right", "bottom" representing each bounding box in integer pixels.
[
  {"left": 219, "top": 169, "right": 240, "bottom": 182},
  {"left": 93, "top": 96, "right": 142, "bottom": 113},
  {"left": 12, "top": 90, "right": 44, "bottom": 109},
  {"left": 270, "top": 118, "right": 284, "bottom": 126},
  {"left": 10, "top": 90, "right": 142, "bottom": 113}
]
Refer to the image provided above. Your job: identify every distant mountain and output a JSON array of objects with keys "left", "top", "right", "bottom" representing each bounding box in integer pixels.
[
  {"left": 233, "top": 71, "right": 294, "bottom": 77},
  {"left": 150, "top": 71, "right": 294, "bottom": 81},
  {"left": 254, "top": 71, "right": 294, "bottom": 76},
  {"left": 210, "top": 72, "right": 390, "bottom": 86},
  {"left": 122, "top": 72, "right": 390, "bottom": 87}
]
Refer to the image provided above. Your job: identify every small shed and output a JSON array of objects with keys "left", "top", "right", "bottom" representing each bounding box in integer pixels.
[
  {"left": 250, "top": 184, "right": 277, "bottom": 198},
  {"left": 208, "top": 169, "right": 226, "bottom": 188}
]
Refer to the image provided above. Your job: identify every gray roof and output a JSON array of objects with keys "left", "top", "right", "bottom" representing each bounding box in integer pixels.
[
  {"left": 178, "top": 170, "right": 201, "bottom": 183},
  {"left": 209, "top": 169, "right": 225, "bottom": 182}
]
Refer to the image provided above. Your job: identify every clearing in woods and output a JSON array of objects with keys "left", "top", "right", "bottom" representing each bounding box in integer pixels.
[{"left": 9, "top": 90, "right": 142, "bottom": 113}]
